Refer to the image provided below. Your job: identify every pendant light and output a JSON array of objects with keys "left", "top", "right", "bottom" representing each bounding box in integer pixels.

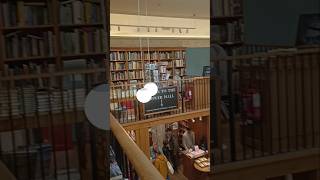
[
  {"left": 135, "top": 0, "right": 159, "bottom": 103},
  {"left": 144, "top": 82, "right": 158, "bottom": 96},
  {"left": 136, "top": 88, "right": 152, "bottom": 103}
]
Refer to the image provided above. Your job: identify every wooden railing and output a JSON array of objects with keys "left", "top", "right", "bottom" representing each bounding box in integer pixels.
[
  {"left": 110, "top": 114, "right": 164, "bottom": 180},
  {"left": 213, "top": 47, "right": 320, "bottom": 164},
  {"left": 0, "top": 160, "right": 16, "bottom": 180},
  {"left": 110, "top": 77, "right": 210, "bottom": 124}
]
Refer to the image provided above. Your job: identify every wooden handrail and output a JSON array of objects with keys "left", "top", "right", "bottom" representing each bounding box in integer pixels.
[
  {"left": 214, "top": 47, "right": 320, "bottom": 61},
  {"left": 0, "top": 160, "right": 16, "bottom": 180},
  {"left": 110, "top": 114, "right": 164, "bottom": 180}
]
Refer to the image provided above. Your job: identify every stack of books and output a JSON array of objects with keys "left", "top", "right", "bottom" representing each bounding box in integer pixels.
[
  {"left": 67, "top": 88, "right": 86, "bottom": 110},
  {"left": 5, "top": 31, "right": 54, "bottom": 58},
  {"left": 18, "top": 87, "right": 36, "bottom": 115},
  {"left": 51, "top": 89, "right": 69, "bottom": 111},
  {"left": 0, "top": 89, "right": 20, "bottom": 117},
  {"left": 1, "top": 1, "right": 49, "bottom": 27}
]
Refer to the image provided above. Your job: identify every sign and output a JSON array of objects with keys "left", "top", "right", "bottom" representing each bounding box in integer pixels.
[
  {"left": 144, "top": 86, "right": 178, "bottom": 114},
  {"left": 202, "top": 66, "right": 211, "bottom": 76}
]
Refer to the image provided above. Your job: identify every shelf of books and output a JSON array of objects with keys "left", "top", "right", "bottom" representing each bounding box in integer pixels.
[
  {"left": 109, "top": 48, "right": 186, "bottom": 123},
  {"left": 211, "top": 0, "right": 244, "bottom": 56},
  {"left": 110, "top": 48, "right": 186, "bottom": 85},
  {"left": 0, "top": 0, "right": 108, "bottom": 131}
]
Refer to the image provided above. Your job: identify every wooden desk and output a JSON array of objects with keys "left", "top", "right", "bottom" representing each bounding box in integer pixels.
[
  {"left": 181, "top": 153, "right": 210, "bottom": 180},
  {"left": 194, "top": 163, "right": 210, "bottom": 173}
]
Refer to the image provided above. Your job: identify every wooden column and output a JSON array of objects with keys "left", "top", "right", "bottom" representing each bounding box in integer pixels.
[{"left": 135, "top": 128, "right": 151, "bottom": 159}]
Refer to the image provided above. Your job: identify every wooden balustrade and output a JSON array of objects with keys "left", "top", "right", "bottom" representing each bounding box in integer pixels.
[
  {"left": 110, "top": 114, "right": 164, "bottom": 180},
  {"left": 0, "top": 160, "right": 16, "bottom": 180}
]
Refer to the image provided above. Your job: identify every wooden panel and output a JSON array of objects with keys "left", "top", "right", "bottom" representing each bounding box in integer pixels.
[
  {"left": 311, "top": 53, "right": 320, "bottom": 147},
  {"left": 110, "top": 115, "right": 164, "bottom": 180},
  {"left": 135, "top": 128, "right": 150, "bottom": 159},
  {"left": 213, "top": 149, "right": 320, "bottom": 180}
]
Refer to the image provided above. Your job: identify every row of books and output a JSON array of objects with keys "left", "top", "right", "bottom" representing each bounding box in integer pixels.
[
  {"left": 109, "top": 51, "right": 186, "bottom": 61},
  {"left": 212, "top": 0, "right": 242, "bottom": 17},
  {"left": 175, "top": 69, "right": 185, "bottom": 76},
  {"left": 175, "top": 59, "right": 184, "bottom": 67},
  {"left": 0, "top": 87, "right": 86, "bottom": 117},
  {"left": 211, "top": 22, "right": 243, "bottom": 43},
  {"left": 110, "top": 62, "right": 126, "bottom": 71},
  {"left": 111, "top": 72, "right": 127, "bottom": 81},
  {"left": 2, "top": 63, "right": 56, "bottom": 77},
  {"left": 110, "top": 88, "right": 137, "bottom": 100},
  {"left": 60, "top": 28, "right": 104, "bottom": 54},
  {"left": 128, "top": 61, "right": 143, "bottom": 69},
  {"left": 1, "top": 2, "right": 49, "bottom": 27},
  {"left": 60, "top": 0, "right": 102, "bottom": 24},
  {"left": 5, "top": 31, "right": 54, "bottom": 59},
  {"left": 128, "top": 71, "right": 143, "bottom": 79}
]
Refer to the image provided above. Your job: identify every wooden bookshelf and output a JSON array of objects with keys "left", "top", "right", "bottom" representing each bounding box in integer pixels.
[
  {"left": 110, "top": 47, "right": 186, "bottom": 84},
  {"left": 0, "top": 0, "right": 108, "bottom": 130},
  {"left": 0, "top": 0, "right": 108, "bottom": 72},
  {"left": 211, "top": 0, "right": 244, "bottom": 55}
]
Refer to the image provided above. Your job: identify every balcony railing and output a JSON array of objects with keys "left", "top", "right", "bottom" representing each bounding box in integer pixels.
[
  {"left": 213, "top": 47, "right": 320, "bottom": 164},
  {"left": 110, "top": 77, "right": 210, "bottom": 124}
]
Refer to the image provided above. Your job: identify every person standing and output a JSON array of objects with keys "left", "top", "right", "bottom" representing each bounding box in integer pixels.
[{"left": 154, "top": 147, "right": 170, "bottom": 180}]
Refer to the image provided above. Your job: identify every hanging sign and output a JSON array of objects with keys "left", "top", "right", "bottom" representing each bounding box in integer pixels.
[{"left": 144, "top": 86, "right": 178, "bottom": 114}]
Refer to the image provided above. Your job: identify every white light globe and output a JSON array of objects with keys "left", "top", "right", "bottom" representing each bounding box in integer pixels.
[
  {"left": 144, "top": 82, "right": 158, "bottom": 96},
  {"left": 136, "top": 88, "right": 152, "bottom": 103}
]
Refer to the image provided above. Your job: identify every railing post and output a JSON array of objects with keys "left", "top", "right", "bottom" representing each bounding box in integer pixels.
[{"left": 228, "top": 60, "right": 236, "bottom": 161}]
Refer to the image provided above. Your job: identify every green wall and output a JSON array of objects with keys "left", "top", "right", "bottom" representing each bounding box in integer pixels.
[
  {"left": 244, "top": 0, "right": 320, "bottom": 46},
  {"left": 186, "top": 47, "right": 210, "bottom": 76}
]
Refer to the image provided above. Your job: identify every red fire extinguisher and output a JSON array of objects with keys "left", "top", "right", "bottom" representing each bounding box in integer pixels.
[
  {"left": 242, "top": 88, "right": 261, "bottom": 121},
  {"left": 185, "top": 87, "right": 192, "bottom": 100}
]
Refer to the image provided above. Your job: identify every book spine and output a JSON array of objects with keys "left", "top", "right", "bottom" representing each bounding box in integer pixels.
[
  {"left": 2, "top": 3, "right": 10, "bottom": 27},
  {"left": 17, "top": 1, "right": 25, "bottom": 26},
  {"left": 73, "top": 29, "right": 80, "bottom": 54},
  {"left": 72, "top": 0, "right": 84, "bottom": 24}
]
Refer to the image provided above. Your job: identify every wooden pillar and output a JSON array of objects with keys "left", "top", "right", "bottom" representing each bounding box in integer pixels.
[{"left": 135, "top": 128, "right": 150, "bottom": 159}]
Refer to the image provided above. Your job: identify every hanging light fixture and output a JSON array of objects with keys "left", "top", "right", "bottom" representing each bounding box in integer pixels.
[
  {"left": 118, "top": 26, "right": 120, "bottom": 31},
  {"left": 144, "top": 82, "right": 158, "bottom": 96},
  {"left": 136, "top": 88, "right": 152, "bottom": 103},
  {"left": 135, "top": 0, "right": 158, "bottom": 104},
  {"left": 199, "top": 116, "right": 202, "bottom": 121},
  {"left": 191, "top": 118, "right": 196, "bottom": 123}
]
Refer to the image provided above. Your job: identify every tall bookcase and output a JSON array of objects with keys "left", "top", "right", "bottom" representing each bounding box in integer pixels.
[
  {"left": 0, "top": 0, "right": 108, "bottom": 75},
  {"left": 0, "top": 1, "right": 108, "bottom": 179},
  {"left": 211, "top": 0, "right": 244, "bottom": 56},
  {"left": 110, "top": 47, "right": 186, "bottom": 84}
]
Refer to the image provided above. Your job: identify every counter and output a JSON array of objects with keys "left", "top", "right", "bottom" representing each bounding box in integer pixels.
[{"left": 181, "top": 151, "right": 210, "bottom": 180}]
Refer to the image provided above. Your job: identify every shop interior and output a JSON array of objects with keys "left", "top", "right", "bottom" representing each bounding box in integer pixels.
[{"left": 109, "top": 0, "right": 211, "bottom": 179}]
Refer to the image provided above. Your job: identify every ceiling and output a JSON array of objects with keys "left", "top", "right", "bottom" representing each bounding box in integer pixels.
[{"left": 110, "top": 0, "right": 210, "bottom": 19}]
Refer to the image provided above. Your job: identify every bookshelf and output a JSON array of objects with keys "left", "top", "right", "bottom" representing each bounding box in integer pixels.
[
  {"left": 211, "top": 0, "right": 244, "bottom": 55},
  {"left": 0, "top": 0, "right": 108, "bottom": 73},
  {"left": 110, "top": 47, "right": 186, "bottom": 84}
]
